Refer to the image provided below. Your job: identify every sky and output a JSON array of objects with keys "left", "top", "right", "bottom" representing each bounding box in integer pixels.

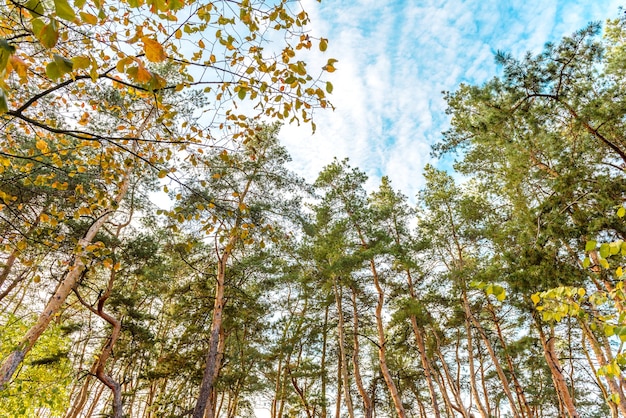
[{"left": 277, "top": 0, "right": 623, "bottom": 202}]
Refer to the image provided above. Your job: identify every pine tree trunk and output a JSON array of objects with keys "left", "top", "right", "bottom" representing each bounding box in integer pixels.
[
  {"left": 463, "top": 293, "right": 519, "bottom": 417},
  {"left": 405, "top": 269, "right": 441, "bottom": 418},
  {"left": 192, "top": 247, "right": 231, "bottom": 418},
  {"left": 350, "top": 287, "right": 373, "bottom": 418},
  {"left": 535, "top": 319, "right": 580, "bottom": 418},
  {"left": 464, "top": 316, "right": 489, "bottom": 418},
  {"left": 333, "top": 279, "right": 355, "bottom": 418}
]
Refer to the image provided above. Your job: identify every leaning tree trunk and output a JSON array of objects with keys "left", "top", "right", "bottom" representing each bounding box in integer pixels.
[{"left": 0, "top": 174, "right": 131, "bottom": 389}]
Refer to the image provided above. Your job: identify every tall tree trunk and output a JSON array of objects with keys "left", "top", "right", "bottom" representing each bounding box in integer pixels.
[
  {"left": 321, "top": 304, "right": 329, "bottom": 418},
  {"left": 579, "top": 318, "right": 626, "bottom": 416},
  {"left": 74, "top": 277, "right": 124, "bottom": 417},
  {"left": 333, "top": 279, "right": 355, "bottom": 418},
  {"left": 462, "top": 292, "right": 520, "bottom": 417},
  {"left": 487, "top": 303, "right": 531, "bottom": 418},
  {"left": 405, "top": 269, "right": 441, "bottom": 418},
  {"left": 192, "top": 243, "right": 232, "bottom": 418},
  {"left": 433, "top": 331, "right": 469, "bottom": 418},
  {"left": 535, "top": 318, "right": 580, "bottom": 418},
  {"left": 465, "top": 316, "right": 488, "bottom": 418},
  {"left": 350, "top": 287, "right": 373, "bottom": 418},
  {"left": 369, "top": 258, "right": 407, "bottom": 418}
]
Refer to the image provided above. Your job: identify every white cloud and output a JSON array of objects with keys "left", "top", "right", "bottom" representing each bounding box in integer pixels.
[{"left": 280, "top": 0, "right": 623, "bottom": 201}]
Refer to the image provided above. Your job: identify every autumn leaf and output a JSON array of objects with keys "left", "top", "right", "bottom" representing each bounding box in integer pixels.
[
  {"left": 142, "top": 36, "right": 167, "bottom": 62},
  {"left": 319, "top": 37, "right": 328, "bottom": 51},
  {"left": 79, "top": 11, "right": 98, "bottom": 25},
  {"left": 35, "top": 18, "right": 59, "bottom": 48},
  {"left": 9, "top": 55, "right": 29, "bottom": 81},
  {"left": 78, "top": 112, "right": 89, "bottom": 126}
]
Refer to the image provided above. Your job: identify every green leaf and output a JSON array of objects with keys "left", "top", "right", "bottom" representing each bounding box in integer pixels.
[
  {"left": 45, "top": 61, "right": 61, "bottom": 79},
  {"left": 326, "top": 81, "right": 333, "bottom": 94},
  {"left": 582, "top": 257, "right": 590, "bottom": 268},
  {"left": 54, "top": 0, "right": 76, "bottom": 21},
  {"left": 585, "top": 240, "right": 597, "bottom": 252},
  {"left": 600, "top": 243, "right": 610, "bottom": 258},
  {"left": 611, "top": 241, "right": 622, "bottom": 255},
  {"left": 0, "top": 39, "right": 15, "bottom": 72},
  {"left": 26, "top": 0, "right": 45, "bottom": 16},
  {"left": 0, "top": 89, "right": 8, "bottom": 114},
  {"left": 237, "top": 87, "right": 247, "bottom": 100},
  {"left": 600, "top": 258, "right": 610, "bottom": 269},
  {"left": 53, "top": 54, "right": 73, "bottom": 74},
  {"left": 319, "top": 38, "right": 328, "bottom": 52}
]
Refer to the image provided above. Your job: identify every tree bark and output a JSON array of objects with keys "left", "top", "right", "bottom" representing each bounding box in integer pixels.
[
  {"left": 350, "top": 287, "right": 373, "bottom": 418},
  {"left": 333, "top": 279, "right": 355, "bottom": 418},
  {"left": 405, "top": 269, "right": 441, "bottom": 418},
  {"left": 535, "top": 319, "right": 580, "bottom": 418}
]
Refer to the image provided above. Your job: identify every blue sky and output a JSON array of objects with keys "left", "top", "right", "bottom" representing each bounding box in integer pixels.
[{"left": 278, "top": 0, "right": 623, "bottom": 200}]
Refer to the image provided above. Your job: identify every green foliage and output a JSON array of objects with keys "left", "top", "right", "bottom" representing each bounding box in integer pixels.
[{"left": 0, "top": 314, "right": 71, "bottom": 416}]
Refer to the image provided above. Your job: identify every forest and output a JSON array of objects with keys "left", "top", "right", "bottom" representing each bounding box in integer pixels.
[{"left": 0, "top": 0, "right": 625, "bottom": 417}]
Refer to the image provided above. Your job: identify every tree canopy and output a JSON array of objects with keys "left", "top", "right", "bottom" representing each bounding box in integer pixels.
[{"left": 1, "top": 3, "right": 626, "bottom": 418}]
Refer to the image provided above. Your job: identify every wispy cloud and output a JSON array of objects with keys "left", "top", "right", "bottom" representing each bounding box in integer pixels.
[{"left": 279, "top": 0, "right": 622, "bottom": 200}]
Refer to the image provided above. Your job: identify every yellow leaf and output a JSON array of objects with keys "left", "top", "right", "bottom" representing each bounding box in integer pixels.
[
  {"left": 78, "top": 112, "right": 89, "bottom": 125},
  {"left": 142, "top": 36, "right": 167, "bottom": 62},
  {"left": 8, "top": 56, "right": 28, "bottom": 81},
  {"left": 531, "top": 293, "right": 540, "bottom": 305},
  {"left": 79, "top": 11, "right": 98, "bottom": 25},
  {"left": 36, "top": 139, "right": 48, "bottom": 153}
]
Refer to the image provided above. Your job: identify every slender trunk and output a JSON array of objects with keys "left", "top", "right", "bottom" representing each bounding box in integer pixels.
[
  {"left": 333, "top": 279, "right": 355, "bottom": 418},
  {"left": 477, "top": 345, "right": 491, "bottom": 417},
  {"left": 74, "top": 265, "right": 124, "bottom": 418},
  {"left": 463, "top": 292, "right": 519, "bottom": 417},
  {"left": 580, "top": 330, "right": 617, "bottom": 418},
  {"left": 535, "top": 319, "right": 580, "bottom": 418},
  {"left": 64, "top": 362, "right": 98, "bottom": 418},
  {"left": 192, "top": 245, "right": 231, "bottom": 418},
  {"left": 369, "top": 258, "right": 406, "bottom": 418},
  {"left": 433, "top": 331, "right": 469, "bottom": 418},
  {"left": 350, "top": 287, "right": 373, "bottom": 418},
  {"left": 84, "top": 383, "right": 106, "bottom": 418},
  {"left": 405, "top": 269, "right": 441, "bottom": 418},
  {"left": 321, "top": 304, "right": 329, "bottom": 418},
  {"left": 465, "top": 315, "right": 488, "bottom": 418},
  {"left": 487, "top": 303, "right": 531, "bottom": 418},
  {"left": 335, "top": 350, "right": 342, "bottom": 418},
  {"left": 579, "top": 319, "right": 626, "bottom": 416}
]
